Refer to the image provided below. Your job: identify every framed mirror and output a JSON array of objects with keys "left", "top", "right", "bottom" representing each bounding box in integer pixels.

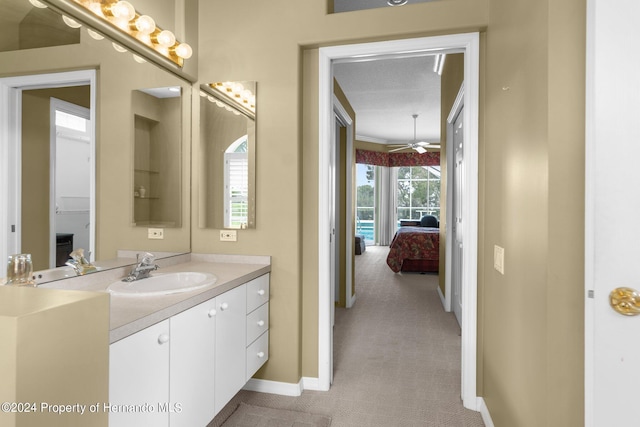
[
  {"left": 0, "top": 0, "right": 192, "bottom": 277},
  {"left": 199, "top": 82, "right": 256, "bottom": 230}
]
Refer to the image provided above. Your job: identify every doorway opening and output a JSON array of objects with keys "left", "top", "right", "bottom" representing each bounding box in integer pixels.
[
  {"left": 318, "top": 33, "right": 479, "bottom": 410},
  {"left": 0, "top": 70, "right": 96, "bottom": 270}
]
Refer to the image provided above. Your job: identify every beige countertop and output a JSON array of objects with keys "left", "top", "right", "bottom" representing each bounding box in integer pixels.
[{"left": 36, "top": 253, "right": 271, "bottom": 343}]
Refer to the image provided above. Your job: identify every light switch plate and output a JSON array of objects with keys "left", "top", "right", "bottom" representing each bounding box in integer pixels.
[
  {"left": 220, "top": 230, "right": 237, "bottom": 242},
  {"left": 494, "top": 245, "right": 504, "bottom": 275}
]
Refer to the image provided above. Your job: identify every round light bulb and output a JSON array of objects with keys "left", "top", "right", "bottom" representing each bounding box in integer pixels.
[
  {"left": 155, "top": 30, "right": 176, "bottom": 48},
  {"left": 87, "top": 28, "right": 104, "bottom": 40},
  {"left": 174, "top": 43, "right": 193, "bottom": 59},
  {"left": 112, "top": 42, "right": 127, "bottom": 53},
  {"left": 62, "top": 15, "right": 82, "bottom": 29},
  {"left": 29, "top": 0, "right": 47, "bottom": 8},
  {"left": 135, "top": 15, "right": 155, "bottom": 35},
  {"left": 112, "top": 1, "right": 135, "bottom": 21}
]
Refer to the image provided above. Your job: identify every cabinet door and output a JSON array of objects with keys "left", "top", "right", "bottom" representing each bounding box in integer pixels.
[
  {"left": 214, "top": 284, "right": 247, "bottom": 414},
  {"left": 109, "top": 320, "right": 170, "bottom": 427},
  {"left": 170, "top": 298, "right": 217, "bottom": 427}
]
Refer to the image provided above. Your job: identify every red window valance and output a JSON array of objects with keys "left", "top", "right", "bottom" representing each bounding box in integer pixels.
[{"left": 355, "top": 149, "right": 440, "bottom": 167}]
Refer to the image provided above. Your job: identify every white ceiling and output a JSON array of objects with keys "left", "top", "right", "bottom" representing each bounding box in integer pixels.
[{"left": 333, "top": 54, "right": 441, "bottom": 146}]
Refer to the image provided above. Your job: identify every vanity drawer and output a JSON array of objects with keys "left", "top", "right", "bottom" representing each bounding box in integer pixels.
[
  {"left": 246, "top": 274, "right": 269, "bottom": 313},
  {"left": 246, "top": 303, "right": 269, "bottom": 345},
  {"left": 246, "top": 331, "right": 269, "bottom": 381}
]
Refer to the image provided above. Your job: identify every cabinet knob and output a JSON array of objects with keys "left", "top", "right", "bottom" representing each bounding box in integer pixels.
[
  {"left": 208, "top": 309, "right": 217, "bottom": 318},
  {"left": 257, "top": 289, "right": 266, "bottom": 296},
  {"left": 257, "top": 351, "right": 265, "bottom": 358},
  {"left": 220, "top": 302, "right": 229, "bottom": 311},
  {"left": 257, "top": 320, "right": 265, "bottom": 327},
  {"left": 158, "top": 333, "right": 169, "bottom": 344}
]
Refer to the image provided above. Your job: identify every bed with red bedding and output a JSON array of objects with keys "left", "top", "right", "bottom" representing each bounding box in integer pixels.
[{"left": 386, "top": 226, "right": 440, "bottom": 273}]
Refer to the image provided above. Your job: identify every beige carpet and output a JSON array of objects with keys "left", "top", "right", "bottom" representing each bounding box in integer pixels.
[
  {"left": 220, "top": 402, "right": 331, "bottom": 427},
  {"left": 209, "top": 245, "right": 484, "bottom": 427}
]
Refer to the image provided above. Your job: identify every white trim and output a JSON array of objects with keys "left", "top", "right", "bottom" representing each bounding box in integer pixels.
[
  {"left": 477, "top": 398, "right": 495, "bottom": 427},
  {"left": 584, "top": 0, "right": 596, "bottom": 425},
  {"left": 302, "top": 376, "right": 321, "bottom": 391},
  {"left": 444, "top": 82, "right": 465, "bottom": 313},
  {"left": 333, "top": 94, "right": 355, "bottom": 308},
  {"left": 0, "top": 70, "right": 96, "bottom": 268},
  {"left": 243, "top": 378, "right": 303, "bottom": 397},
  {"left": 318, "top": 32, "right": 480, "bottom": 409}
]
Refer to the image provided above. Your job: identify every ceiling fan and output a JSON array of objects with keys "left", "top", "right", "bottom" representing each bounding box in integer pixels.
[{"left": 388, "top": 114, "right": 440, "bottom": 153}]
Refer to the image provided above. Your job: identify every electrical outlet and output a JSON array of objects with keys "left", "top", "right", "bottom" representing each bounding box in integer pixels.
[
  {"left": 494, "top": 245, "right": 504, "bottom": 275},
  {"left": 220, "top": 230, "right": 237, "bottom": 242},
  {"left": 148, "top": 228, "right": 164, "bottom": 239}
]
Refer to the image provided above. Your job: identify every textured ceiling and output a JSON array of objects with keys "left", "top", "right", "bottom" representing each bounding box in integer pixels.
[{"left": 333, "top": 54, "right": 441, "bottom": 146}]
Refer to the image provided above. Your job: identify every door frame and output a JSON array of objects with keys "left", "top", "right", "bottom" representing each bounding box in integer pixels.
[
  {"left": 334, "top": 95, "right": 355, "bottom": 309},
  {"left": 318, "top": 32, "right": 480, "bottom": 409},
  {"left": 0, "top": 70, "right": 96, "bottom": 267},
  {"left": 444, "top": 83, "right": 465, "bottom": 315}
]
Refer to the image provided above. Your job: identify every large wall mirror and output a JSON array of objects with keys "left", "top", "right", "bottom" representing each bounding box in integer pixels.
[
  {"left": 0, "top": 0, "right": 192, "bottom": 276},
  {"left": 199, "top": 82, "right": 256, "bottom": 230}
]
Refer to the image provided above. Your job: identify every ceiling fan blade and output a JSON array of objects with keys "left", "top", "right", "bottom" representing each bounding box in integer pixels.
[
  {"left": 414, "top": 146, "right": 427, "bottom": 154},
  {"left": 389, "top": 146, "right": 410, "bottom": 152}
]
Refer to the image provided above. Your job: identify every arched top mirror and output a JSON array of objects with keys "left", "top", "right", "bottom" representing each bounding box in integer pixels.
[{"left": 199, "top": 81, "right": 257, "bottom": 230}]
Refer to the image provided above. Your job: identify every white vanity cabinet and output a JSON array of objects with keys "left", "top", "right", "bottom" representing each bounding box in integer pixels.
[
  {"left": 109, "top": 319, "right": 171, "bottom": 427},
  {"left": 109, "top": 273, "right": 270, "bottom": 427},
  {"left": 214, "top": 284, "right": 247, "bottom": 414},
  {"left": 170, "top": 298, "right": 217, "bottom": 427}
]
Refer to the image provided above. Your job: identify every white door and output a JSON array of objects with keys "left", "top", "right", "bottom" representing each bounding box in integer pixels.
[
  {"left": 452, "top": 108, "right": 464, "bottom": 327},
  {"left": 50, "top": 99, "right": 92, "bottom": 268},
  {"left": 585, "top": 1, "right": 640, "bottom": 425}
]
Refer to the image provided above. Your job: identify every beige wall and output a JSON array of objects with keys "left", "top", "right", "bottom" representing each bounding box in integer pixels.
[
  {"left": 197, "top": 0, "right": 585, "bottom": 424},
  {"left": 481, "top": 0, "right": 585, "bottom": 425}
]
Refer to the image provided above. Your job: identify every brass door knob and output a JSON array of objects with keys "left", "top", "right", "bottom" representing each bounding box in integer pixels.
[{"left": 609, "top": 287, "right": 640, "bottom": 316}]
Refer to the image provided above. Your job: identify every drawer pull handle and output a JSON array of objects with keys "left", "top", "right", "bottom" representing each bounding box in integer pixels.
[
  {"left": 208, "top": 309, "right": 217, "bottom": 318},
  {"left": 220, "top": 302, "right": 229, "bottom": 311},
  {"left": 257, "top": 351, "right": 265, "bottom": 358},
  {"left": 158, "top": 333, "right": 169, "bottom": 344},
  {"left": 257, "top": 289, "right": 265, "bottom": 296},
  {"left": 257, "top": 320, "right": 265, "bottom": 327}
]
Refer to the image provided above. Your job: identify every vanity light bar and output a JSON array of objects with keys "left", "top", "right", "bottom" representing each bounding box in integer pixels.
[
  {"left": 209, "top": 82, "right": 256, "bottom": 114},
  {"left": 63, "top": 0, "right": 192, "bottom": 67}
]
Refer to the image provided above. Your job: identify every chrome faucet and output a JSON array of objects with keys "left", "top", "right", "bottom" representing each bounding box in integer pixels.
[{"left": 123, "top": 252, "right": 159, "bottom": 282}]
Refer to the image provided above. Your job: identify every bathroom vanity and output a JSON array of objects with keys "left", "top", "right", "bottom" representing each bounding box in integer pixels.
[
  {"left": 109, "top": 271, "right": 270, "bottom": 427},
  {"left": 32, "top": 253, "right": 271, "bottom": 427}
]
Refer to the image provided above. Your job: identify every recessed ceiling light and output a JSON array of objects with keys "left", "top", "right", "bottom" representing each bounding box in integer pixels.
[{"left": 387, "top": 0, "right": 408, "bottom": 6}]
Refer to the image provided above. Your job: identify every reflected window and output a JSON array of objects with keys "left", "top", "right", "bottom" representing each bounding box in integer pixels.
[{"left": 224, "top": 136, "right": 249, "bottom": 228}]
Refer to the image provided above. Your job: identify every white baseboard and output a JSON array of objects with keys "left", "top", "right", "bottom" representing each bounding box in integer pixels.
[
  {"left": 242, "top": 377, "right": 324, "bottom": 396},
  {"left": 243, "top": 378, "right": 303, "bottom": 396},
  {"left": 477, "top": 397, "right": 494, "bottom": 427},
  {"left": 301, "top": 376, "right": 322, "bottom": 391}
]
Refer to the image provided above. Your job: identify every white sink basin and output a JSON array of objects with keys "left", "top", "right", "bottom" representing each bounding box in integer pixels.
[{"left": 107, "top": 272, "right": 217, "bottom": 296}]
